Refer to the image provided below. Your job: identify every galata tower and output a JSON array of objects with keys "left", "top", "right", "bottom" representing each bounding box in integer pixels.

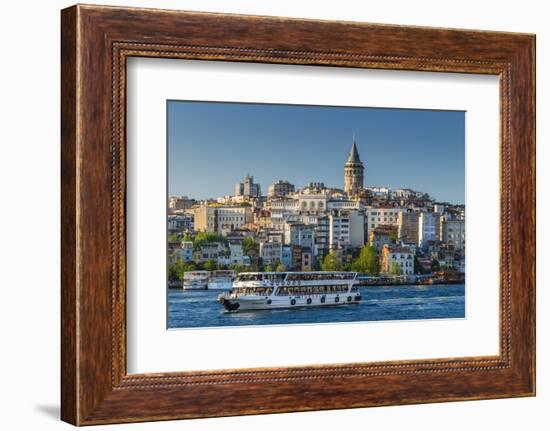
[{"left": 344, "top": 135, "right": 364, "bottom": 196}]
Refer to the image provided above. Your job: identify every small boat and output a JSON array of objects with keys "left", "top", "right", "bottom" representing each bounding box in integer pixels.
[
  {"left": 183, "top": 271, "right": 209, "bottom": 290},
  {"left": 218, "top": 271, "right": 361, "bottom": 311},
  {"left": 207, "top": 270, "right": 236, "bottom": 291}
]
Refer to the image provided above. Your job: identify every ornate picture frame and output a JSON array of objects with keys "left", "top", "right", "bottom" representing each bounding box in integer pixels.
[{"left": 61, "top": 4, "right": 535, "bottom": 425}]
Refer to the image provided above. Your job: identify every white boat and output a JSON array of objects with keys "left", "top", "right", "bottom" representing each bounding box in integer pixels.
[
  {"left": 183, "top": 271, "right": 209, "bottom": 290},
  {"left": 218, "top": 271, "right": 361, "bottom": 311},
  {"left": 207, "top": 270, "right": 236, "bottom": 291}
]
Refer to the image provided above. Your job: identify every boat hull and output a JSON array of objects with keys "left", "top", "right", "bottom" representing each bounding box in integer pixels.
[{"left": 219, "top": 293, "right": 361, "bottom": 311}]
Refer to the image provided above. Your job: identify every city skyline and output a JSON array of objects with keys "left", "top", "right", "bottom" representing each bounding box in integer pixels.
[{"left": 168, "top": 101, "right": 465, "bottom": 204}]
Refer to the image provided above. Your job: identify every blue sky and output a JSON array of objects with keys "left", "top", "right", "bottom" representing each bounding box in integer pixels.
[{"left": 168, "top": 101, "right": 465, "bottom": 204}]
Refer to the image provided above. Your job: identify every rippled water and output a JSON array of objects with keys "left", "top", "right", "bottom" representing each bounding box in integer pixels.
[{"left": 167, "top": 284, "right": 465, "bottom": 329}]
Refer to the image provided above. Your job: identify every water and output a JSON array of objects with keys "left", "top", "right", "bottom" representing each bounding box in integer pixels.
[{"left": 167, "top": 284, "right": 465, "bottom": 329}]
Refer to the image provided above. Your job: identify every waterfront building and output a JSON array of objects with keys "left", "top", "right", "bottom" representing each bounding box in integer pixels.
[
  {"left": 397, "top": 211, "right": 420, "bottom": 244},
  {"left": 268, "top": 180, "right": 295, "bottom": 198},
  {"left": 235, "top": 174, "right": 261, "bottom": 198},
  {"left": 380, "top": 244, "right": 414, "bottom": 275},
  {"left": 418, "top": 212, "right": 441, "bottom": 250},
  {"left": 344, "top": 135, "right": 365, "bottom": 197},
  {"left": 441, "top": 218, "right": 466, "bottom": 251}
]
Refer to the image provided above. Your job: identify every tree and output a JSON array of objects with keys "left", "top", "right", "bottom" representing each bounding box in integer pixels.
[
  {"left": 193, "top": 232, "right": 224, "bottom": 249},
  {"left": 168, "top": 263, "right": 180, "bottom": 282},
  {"left": 264, "top": 264, "right": 273, "bottom": 272},
  {"left": 230, "top": 263, "right": 246, "bottom": 273},
  {"left": 241, "top": 236, "right": 257, "bottom": 255},
  {"left": 275, "top": 263, "right": 286, "bottom": 272},
  {"left": 431, "top": 259, "right": 441, "bottom": 273},
  {"left": 170, "top": 260, "right": 197, "bottom": 281},
  {"left": 351, "top": 245, "right": 380, "bottom": 275},
  {"left": 390, "top": 262, "right": 402, "bottom": 275},
  {"left": 167, "top": 233, "right": 181, "bottom": 243},
  {"left": 321, "top": 252, "right": 344, "bottom": 271},
  {"left": 204, "top": 259, "right": 217, "bottom": 271}
]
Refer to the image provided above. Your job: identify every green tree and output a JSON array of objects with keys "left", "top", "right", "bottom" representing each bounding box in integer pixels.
[
  {"left": 264, "top": 264, "right": 273, "bottom": 272},
  {"left": 275, "top": 263, "right": 286, "bottom": 272},
  {"left": 167, "top": 233, "right": 181, "bottom": 243},
  {"left": 193, "top": 232, "right": 224, "bottom": 249},
  {"left": 168, "top": 263, "right": 180, "bottom": 282},
  {"left": 321, "top": 252, "right": 344, "bottom": 271},
  {"left": 230, "top": 263, "right": 246, "bottom": 273},
  {"left": 241, "top": 236, "right": 257, "bottom": 255},
  {"left": 431, "top": 259, "right": 441, "bottom": 273},
  {"left": 204, "top": 259, "right": 217, "bottom": 271},
  {"left": 351, "top": 245, "right": 380, "bottom": 275},
  {"left": 390, "top": 262, "right": 402, "bottom": 275},
  {"left": 170, "top": 260, "right": 198, "bottom": 281}
]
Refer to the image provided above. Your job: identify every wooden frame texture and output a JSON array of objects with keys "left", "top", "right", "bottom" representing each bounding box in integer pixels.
[{"left": 61, "top": 4, "right": 536, "bottom": 425}]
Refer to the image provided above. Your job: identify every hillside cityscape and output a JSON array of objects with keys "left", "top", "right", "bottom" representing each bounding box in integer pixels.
[{"left": 167, "top": 136, "right": 465, "bottom": 286}]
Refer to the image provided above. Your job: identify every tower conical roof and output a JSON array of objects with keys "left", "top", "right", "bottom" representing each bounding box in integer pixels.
[{"left": 346, "top": 135, "right": 361, "bottom": 164}]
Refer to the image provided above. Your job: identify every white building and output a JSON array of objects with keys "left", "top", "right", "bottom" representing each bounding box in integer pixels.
[
  {"left": 418, "top": 212, "right": 441, "bottom": 249},
  {"left": 381, "top": 244, "right": 414, "bottom": 275},
  {"left": 365, "top": 186, "right": 391, "bottom": 198},
  {"left": 441, "top": 218, "right": 465, "bottom": 251},
  {"left": 366, "top": 206, "right": 406, "bottom": 234},
  {"left": 216, "top": 206, "right": 253, "bottom": 235},
  {"left": 284, "top": 223, "right": 315, "bottom": 254},
  {"left": 296, "top": 193, "right": 329, "bottom": 214},
  {"left": 328, "top": 210, "right": 365, "bottom": 250}
]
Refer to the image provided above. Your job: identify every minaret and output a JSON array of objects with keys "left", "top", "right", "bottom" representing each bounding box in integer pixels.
[{"left": 344, "top": 134, "right": 364, "bottom": 196}]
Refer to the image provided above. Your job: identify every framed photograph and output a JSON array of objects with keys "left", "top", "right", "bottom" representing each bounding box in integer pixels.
[{"left": 61, "top": 4, "right": 536, "bottom": 425}]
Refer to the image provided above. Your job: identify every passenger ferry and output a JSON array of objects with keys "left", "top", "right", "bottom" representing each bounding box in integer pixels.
[
  {"left": 218, "top": 271, "right": 361, "bottom": 311},
  {"left": 207, "top": 270, "right": 236, "bottom": 291},
  {"left": 183, "top": 271, "right": 209, "bottom": 290}
]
